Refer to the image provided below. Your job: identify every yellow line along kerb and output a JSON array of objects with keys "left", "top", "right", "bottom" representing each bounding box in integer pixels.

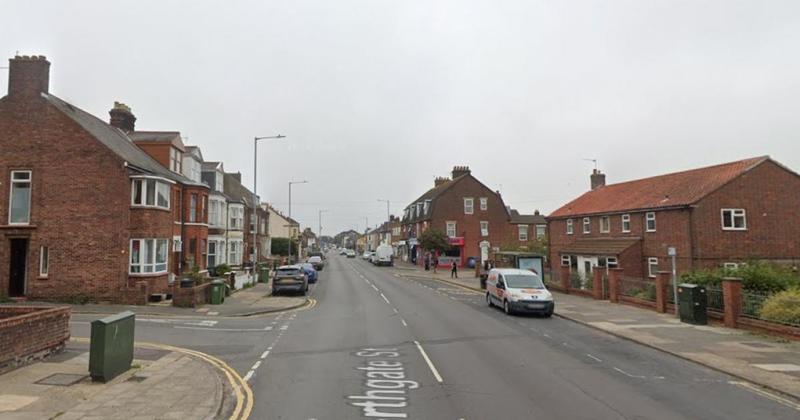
[{"left": 71, "top": 337, "right": 254, "bottom": 420}]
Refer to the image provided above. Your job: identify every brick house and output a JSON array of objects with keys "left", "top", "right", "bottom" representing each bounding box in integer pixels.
[
  {"left": 547, "top": 157, "right": 800, "bottom": 281},
  {"left": 401, "top": 166, "right": 513, "bottom": 267},
  {"left": 509, "top": 209, "right": 547, "bottom": 247},
  {"left": 0, "top": 55, "right": 212, "bottom": 302}
]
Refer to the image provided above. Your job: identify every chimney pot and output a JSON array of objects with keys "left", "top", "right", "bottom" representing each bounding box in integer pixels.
[
  {"left": 7, "top": 54, "right": 50, "bottom": 98},
  {"left": 108, "top": 101, "right": 137, "bottom": 132},
  {"left": 451, "top": 166, "right": 471, "bottom": 179},
  {"left": 591, "top": 169, "right": 606, "bottom": 190}
]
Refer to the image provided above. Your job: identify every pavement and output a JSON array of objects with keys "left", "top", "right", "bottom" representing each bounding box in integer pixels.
[
  {"left": 0, "top": 340, "right": 230, "bottom": 420},
  {"left": 244, "top": 255, "right": 800, "bottom": 419},
  {"left": 394, "top": 261, "right": 800, "bottom": 402},
  {"left": 2, "top": 282, "right": 308, "bottom": 318}
]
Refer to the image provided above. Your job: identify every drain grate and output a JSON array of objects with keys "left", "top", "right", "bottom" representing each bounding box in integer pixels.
[{"left": 35, "top": 373, "right": 88, "bottom": 386}]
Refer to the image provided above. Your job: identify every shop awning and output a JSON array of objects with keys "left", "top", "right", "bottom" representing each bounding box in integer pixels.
[{"left": 560, "top": 238, "right": 640, "bottom": 256}]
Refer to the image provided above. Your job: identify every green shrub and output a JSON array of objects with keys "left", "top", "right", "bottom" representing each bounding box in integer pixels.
[
  {"left": 214, "top": 263, "right": 232, "bottom": 276},
  {"left": 759, "top": 288, "right": 800, "bottom": 326},
  {"left": 680, "top": 261, "right": 800, "bottom": 293},
  {"left": 635, "top": 285, "right": 657, "bottom": 301}
]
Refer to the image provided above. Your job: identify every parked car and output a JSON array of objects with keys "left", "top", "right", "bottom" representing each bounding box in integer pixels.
[
  {"left": 485, "top": 268, "right": 553, "bottom": 317},
  {"left": 346, "top": 249, "right": 357, "bottom": 258},
  {"left": 272, "top": 265, "right": 309, "bottom": 295},
  {"left": 339, "top": 249, "right": 348, "bottom": 255},
  {"left": 299, "top": 263, "right": 318, "bottom": 283},
  {"left": 374, "top": 244, "right": 394, "bottom": 266},
  {"left": 307, "top": 255, "right": 324, "bottom": 271}
]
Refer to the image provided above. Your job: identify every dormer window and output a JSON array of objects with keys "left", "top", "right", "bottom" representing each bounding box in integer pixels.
[
  {"left": 424, "top": 200, "right": 431, "bottom": 215},
  {"left": 170, "top": 147, "right": 182, "bottom": 173}
]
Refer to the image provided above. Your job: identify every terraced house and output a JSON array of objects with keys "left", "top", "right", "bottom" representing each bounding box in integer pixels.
[{"left": 548, "top": 157, "right": 800, "bottom": 281}]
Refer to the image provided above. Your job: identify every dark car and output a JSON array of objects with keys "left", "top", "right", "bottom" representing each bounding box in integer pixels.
[
  {"left": 300, "top": 263, "right": 318, "bottom": 283},
  {"left": 307, "top": 255, "right": 324, "bottom": 271},
  {"left": 272, "top": 265, "right": 309, "bottom": 295}
]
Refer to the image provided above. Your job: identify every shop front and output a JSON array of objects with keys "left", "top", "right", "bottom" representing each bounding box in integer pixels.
[{"left": 439, "top": 237, "right": 465, "bottom": 267}]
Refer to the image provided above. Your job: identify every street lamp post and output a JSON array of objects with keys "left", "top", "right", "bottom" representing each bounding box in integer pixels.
[
  {"left": 252, "top": 135, "right": 285, "bottom": 274},
  {"left": 318, "top": 210, "right": 329, "bottom": 251},
  {"left": 288, "top": 180, "right": 308, "bottom": 263}
]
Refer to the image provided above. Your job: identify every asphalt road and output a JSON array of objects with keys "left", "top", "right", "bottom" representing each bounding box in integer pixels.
[{"left": 69, "top": 254, "right": 800, "bottom": 419}]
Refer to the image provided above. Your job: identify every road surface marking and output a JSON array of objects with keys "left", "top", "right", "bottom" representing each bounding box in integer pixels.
[
  {"left": 543, "top": 333, "right": 552, "bottom": 339},
  {"left": 414, "top": 340, "right": 444, "bottom": 383},
  {"left": 613, "top": 367, "right": 647, "bottom": 379},
  {"left": 393, "top": 307, "right": 399, "bottom": 314},
  {"left": 261, "top": 350, "right": 270, "bottom": 359},
  {"left": 381, "top": 293, "right": 391, "bottom": 304},
  {"left": 730, "top": 381, "right": 800, "bottom": 411},
  {"left": 243, "top": 370, "right": 255, "bottom": 382},
  {"left": 371, "top": 284, "right": 380, "bottom": 292},
  {"left": 562, "top": 342, "right": 575, "bottom": 349},
  {"left": 586, "top": 354, "right": 602, "bottom": 363},
  {"left": 401, "top": 319, "right": 408, "bottom": 327},
  {"left": 280, "top": 325, "right": 289, "bottom": 330},
  {"left": 174, "top": 326, "right": 274, "bottom": 332},
  {"left": 251, "top": 361, "right": 262, "bottom": 370},
  {"left": 349, "top": 347, "right": 418, "bottom": 418}
]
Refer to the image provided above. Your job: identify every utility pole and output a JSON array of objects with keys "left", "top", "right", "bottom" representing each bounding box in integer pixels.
[
  {"left": 288, "top": 180, "right": 308, "bottom": 263},
  {"left": 318, "top": 210, "right": 328, "bottom": 251}
]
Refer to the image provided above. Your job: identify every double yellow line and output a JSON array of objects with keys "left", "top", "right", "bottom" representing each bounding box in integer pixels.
[{"left": 71, "top": 337, "right": 254, "bottom": 420}]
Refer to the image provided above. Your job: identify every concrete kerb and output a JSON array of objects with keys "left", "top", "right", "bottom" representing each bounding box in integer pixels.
[
  {"left": 65, "top": 297, "right": 311, "bottom": 319},
  {"left": 70, "top": 336, "right": 252, "bottom": 420},
  {"left": 395, "top": 270, "right": 800, "bottom": 403}
]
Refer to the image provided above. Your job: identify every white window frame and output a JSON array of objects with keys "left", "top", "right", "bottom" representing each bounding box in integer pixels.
[
  {"left": 518, "top": 224, "right": 529, "bottom": 241},
  {"left": 424, "top": 200, "right": 431, "bottom": 215},
  {"left": 229, "top": 205, "right": 244, "bottom": 230},
  {"left": 480, "top": 197, "right": 488, "bottom": 211},
  {"left": 566, "top": 219, "right": 574, "bottom": 235},
  {"left": 721, "top": 208, "right": 747, "bottom": 231},
  {"left": 645, "top": 212, "right": 656, "bottom": 232},
  {"left": 480, "top": 221, "right": 489, "bottom": 237},
  {"left": 39, "top": 245, "right": 49, "bottom": 277},
  {"left": 583, "top": 217, "right": 591, "bottom": 234},
  {"left": 131, "top": 177, "right": 171, "bottom": 210},
  {"left": 129, "top": 238, "right": 169, "bottom": 274},
  {"left": 189, "top": 194, "right": 197, "bottom": 222},
  {"left": 9, "top": 170, "right": 32, "bottom": 225},
  {"left": 607, "top": 257, "right": 618, "bottom": 268},
  {"left": 600, "top": 216, "right": 610, "bottom": 233},
  {"left": 621, "top": 214, "right": 631, "bottom": 233},
  {"left": 446, "top": 221, "right": 457, "bottom": 238},
  {"left": 535, "top": 225, "right": 546, "bottom": 240},
  {"left": 464, "top": 197, "right": 474, "bottom": 215},
  {"left": 647, "top": 257, "right": 658, "bottom": 278},
  {"left": 561, "top": 255, "right": 571, "bottom": 266},
  {"left": 170, "top": 147, "right": 182, "bottom": 173},
  {"left": 723, "top": 262, "right": 740, "bottom": 269}
]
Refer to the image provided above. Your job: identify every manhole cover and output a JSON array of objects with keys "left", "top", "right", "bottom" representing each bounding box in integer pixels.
[
  {"left": 35, "top": 373, "right": 88, "bottom": 386},
  {"left": 741, "top": 342, "right": 774, "bottom": 349}
]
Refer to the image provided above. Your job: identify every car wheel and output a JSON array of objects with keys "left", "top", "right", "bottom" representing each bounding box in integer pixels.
[
  {"left": 486, "top": 293, "right": 493, "bottom": 307},
  {"left": 504, "top": 300, "right": 513, "bottom": 316}
]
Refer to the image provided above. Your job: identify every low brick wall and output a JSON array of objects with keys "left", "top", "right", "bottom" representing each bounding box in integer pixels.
[
  {"left": 172, "top": 282, "right": 211, "bottom": 308},
  {"left": 0, "top": 306, "right": 71, "bottom": 373}
]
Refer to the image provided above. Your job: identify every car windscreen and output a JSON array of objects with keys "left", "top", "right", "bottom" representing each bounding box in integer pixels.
[
  {"left": 300, "top": 264, "right": 315, "bottom": 270},
  {"left": 277, "top": 268, "right": 300, "bottom": 276},
  {"left": 308, "top": 257, "right": 322, "bottom": 262},
  {"left": 504, "top": 274, "right": 545, "bottom": 289}
]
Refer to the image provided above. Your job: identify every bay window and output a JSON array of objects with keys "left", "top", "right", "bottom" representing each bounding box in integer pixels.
[
  {"left": 131, "top": 177, "right": 170, "bottom": 210},
  {"left": 130, "top": 239, "right": 168, "bottom": 274}
]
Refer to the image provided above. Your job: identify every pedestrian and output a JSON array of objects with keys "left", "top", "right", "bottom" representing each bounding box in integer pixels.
[
  {"left": 424, "top": 253, "right": 430, "bottom": 271},
  {"left": 451, "top": 261, "right": 458, "bottom": 278},
  {"left": 432, "top": 254, "right": 439, "bottom": 273}
]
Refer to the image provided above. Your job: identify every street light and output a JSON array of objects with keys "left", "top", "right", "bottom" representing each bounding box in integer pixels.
[
  {"left": 318, "top": 210, "right": 329, "bottom": 250},
  {"left": 377, "top": 199, "right": 390, "bottom": 245},
  {"left": 252, "top": 135, "right": 285, "bottom": 272},
  {"left": 288, "top": 180, "right": 308, "bottom": 263}
]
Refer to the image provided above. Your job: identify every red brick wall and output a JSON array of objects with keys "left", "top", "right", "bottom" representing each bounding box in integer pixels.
[
  {"left": 133, "top": 142, "right": 171, "bottom": 169},
  {"left": 172, "top": 282, "right": 210, "bottom": 307},
  {"left": 0, "top": 95, "right": 133, "bottom": 301},
  {"left": 692, "top": 160, "right": 800, "bottom": 267},
  {"left": 426, "top": 175, "right": 511, "bottom": 266},
  {"left": 0, "top": 306, "right": 70, "bottom": 373},
  {"left": 181, "top": 185, "right": 209, "bottom": 271}
]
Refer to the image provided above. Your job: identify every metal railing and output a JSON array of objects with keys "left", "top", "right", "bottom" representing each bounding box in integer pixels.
[
  {"left": 740, "top": 290, "right": 769, "bottom": 319},
  {"left": 619, "top": 277, "right": 656, "bottom": 302},
  {"left": 706, "top": 286, "right": 724, "bottom": 312}
]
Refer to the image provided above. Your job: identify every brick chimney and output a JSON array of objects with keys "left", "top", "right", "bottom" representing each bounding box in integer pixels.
[
  {"left": 591, "top": 169, "right": 606, "bottom": 190},
  {"left": 434, "top": 176, "right": 450, "bottom": 187},
  {"left": 108, "top": 101, "right": 137, "bottom": 132},
  {"left": 7, "top": 55, "right": 50, "bottom": 98},
  {"left": 452, "top": 166, "right": 471, "bottom": 179}
]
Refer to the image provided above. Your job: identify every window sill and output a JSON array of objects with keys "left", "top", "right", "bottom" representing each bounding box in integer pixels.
[
  {"left": 0, "top": 224, "right": 37, "bottom": 229},
  {"left": 131, "top": 206, "right": 171, "bottom": 213},
  {"left": 129, "top": 272, "right": 169, "bottom": 278},
  {"left": 37, "top": 276, "right": 48, "bottom": 280},
  {"left": 722, "top": 228, "right": 747, "bottom": 231}
]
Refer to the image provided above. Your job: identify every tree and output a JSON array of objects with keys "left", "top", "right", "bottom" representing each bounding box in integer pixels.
[
  {"left": 419, "top": 229, "right": 451, "bottom": 254},
  {"left": 271, "top": 237, "right": 299, "bottom": 256}
]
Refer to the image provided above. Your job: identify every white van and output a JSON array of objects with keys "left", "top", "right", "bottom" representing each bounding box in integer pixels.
[
  {"left": 486, "top": 268, "right": 554, "bottom": 316},
  {"left": 374, "top": 244, "right": 394, "bottom": 266}
]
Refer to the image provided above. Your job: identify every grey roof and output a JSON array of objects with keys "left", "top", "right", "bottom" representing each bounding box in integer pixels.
[
  {"left": 223, "top": 172, "right": 257, "bottom": 206},
  {"left": 128, "top": 131, "right": 181, "bottom": 143},
  {"left": 43, "top": 93, "right": 204, "bottom": 187},
  {"left": 202, "top": 161, "right": 223, "bottom": 171},
  {"left": 509, "top": 209, "right": 546, "bottom": 225}
]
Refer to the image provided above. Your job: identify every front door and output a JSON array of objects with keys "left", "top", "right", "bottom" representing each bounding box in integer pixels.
[
  {"left": 576, "top": 256, "right": 598, "bottom": 281},
  {"left": 9, "top": 238, "right": 28, "bottom": 297}
]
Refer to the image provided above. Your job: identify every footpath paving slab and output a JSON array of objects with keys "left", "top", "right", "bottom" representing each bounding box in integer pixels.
[
  {"left": 390, "top": 263, "right": 800, "bottom": 401},
  {"left": 1, "top": 282, "right": 307, "bottom": 318},
  {"left": 0, "top": 341, "right": 226, "bottom": 420}
]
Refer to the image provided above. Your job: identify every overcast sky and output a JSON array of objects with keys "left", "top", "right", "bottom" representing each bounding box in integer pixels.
[{"left": 4, "top": 1, "right": 799, "bottom": 234}]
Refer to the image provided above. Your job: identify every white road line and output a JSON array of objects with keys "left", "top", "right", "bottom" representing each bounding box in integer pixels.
[
  {"left": 613, "top": 367, "right": 647, "bottom": 379},
  {"left": 280, "top": 325, "right": 289, "bottom": 330},
  {"left": 543, "top": 333, "right": 552, "bottom": 339},
  {"left": 173, "top": 326, "right": 274, "bottom": 332},
  {"left": 243, "top": 370, "right": 255, "bottom": 382},
  {"left": 252, "top": 361, "right": 262, "bottom": 370},
  {"left": 261, "top": 350, "right": 270, "bottom": 359},
  {"left": 371, "top": 284, "right": 379, "bottom": 292},
  {"left": 267, "top": 346, "right": 273, "bottom": 350},
  {"left": 380, "top": 293, "right": 391, "bottom": 304},
  {"left": 414, "top": 340, "right": 444, "bottom": 383},
  {"left": 730, "top": 381, "right": 800, "bottom": 411},
  {"left": 562, "top": 342, "right": 575, "bottom": 349},
  {"left": 393, "top": 307, "right": 399, "bottom": 314},
  {"left": 263, "top": 326, "right": 273, "bottom": 331},
  {"left": 587, "top": 354, "right": 602, "bottom": 362},
  {"left": 401, "top": 319, "right": 408, "bottom": 327}
]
